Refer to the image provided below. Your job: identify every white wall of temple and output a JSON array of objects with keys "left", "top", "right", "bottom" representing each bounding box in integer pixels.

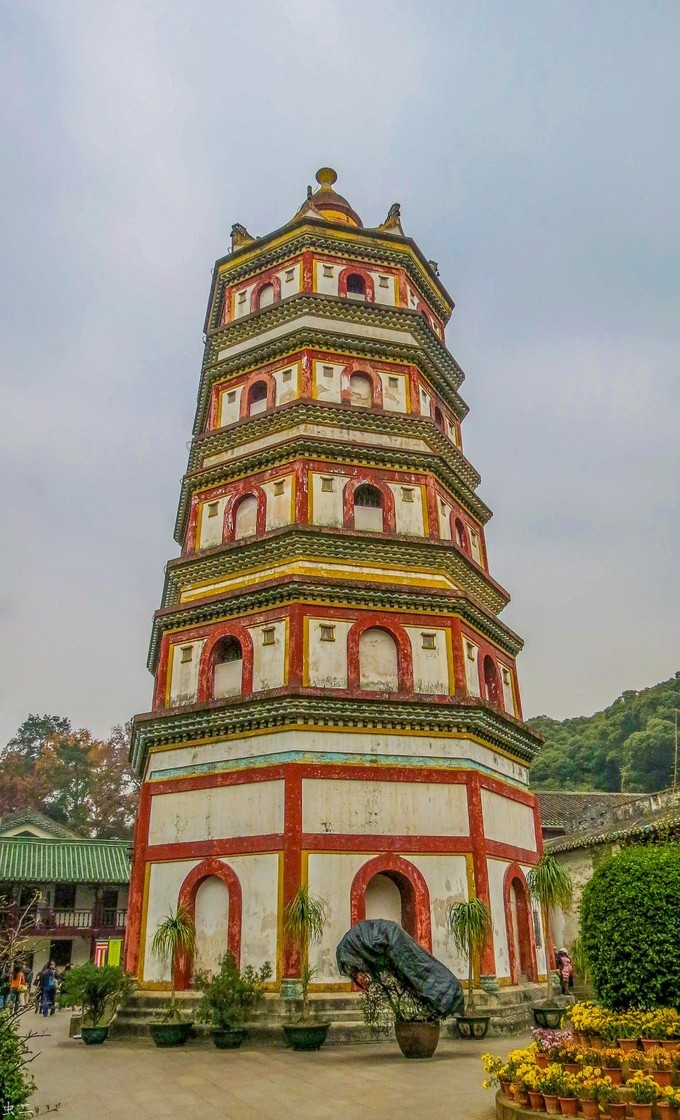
[
  {"left": 481, "top": 788, "right": 537, "bottom": 851},
  {"left": 403, "top": 625, "right": 451, "bottom": 693},
  {"left": 262, "top": 475, "right": 294, "bottom": 530},
  {"left": 23, "top": 936, "right": 93, "bottom": 973},
  {"left": 144, "top": 728, "right": 531, "bottom": 787},
  {"left": 306, "top": 850, "right": 470, "bottom": 984},
  {"left": 168, "top": 638, "right": 207, "bottom": 706},
  {"left": 306, "top": 617, "right": 353, "bottom": 687},
  {"left": 486, "top": 857, "right": 547, "bottom": 981},
  {"left": 309, "top": 470, "right": 349, "bottom": 525},
  {"left": 147, "top": 779, "right": 285, "bottom": 846},
  {"left": 301, "top": 778, "right": 470, "bottom": 837},
  {"left": 246, "top": 618, "right": 287, "bottom": 690},
  {"left": 141, "top": 853, "right": 279, "bottom": 981}
]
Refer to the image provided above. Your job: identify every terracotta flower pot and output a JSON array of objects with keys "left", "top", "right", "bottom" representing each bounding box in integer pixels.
[
  {"left": 543, "top": 1094, "right": 560, "bottom": 1114},
  {"left": 579, "top": 1101, "right": 599, "bottom": 1120},
  {"left": 630, "top": 1105, "right": 653, "bottom": 1120},
  {"left": 500, "top": 1080, "right": 512, "bottom": 1097},
  {"left": 619, "top": 1038, "right": 640, "bottom": 1053},
  {"left": 394, "top": 1020, "right": 440, "bottom": 1060},
  {"left": 513, "top": 1086, "right": 530, "bottom": 1107},
  {"left": 657, "top": 1104, "right": 680, "bottom": 1120},
  {"left": 564, "top": 1062, "right": 580, "bottom": 1074},
  {"left": 651, "top": 1070, "right": 672, "bottom": 1087},
  {"left": 557, "top": 1098, "right": 578, "bottom": 1117},
  {"left": 641, "top": 1039, "right": 661, "bottom": 1054},
  {"left": 528, "top": 1090, "right": 546, "bottom": 1111},
  {"left": 536, "top": 1053, "right": 549, "bottom": 1069},
  {"left": 608, "top": 1105, "right": 628, "bottom": 1119},
  {"left": 604, "top": 1066, "right": 623, "bottom": 1085}
]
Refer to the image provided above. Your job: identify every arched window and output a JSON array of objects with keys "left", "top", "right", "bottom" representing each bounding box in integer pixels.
[
  {"left": 213, "top": 636, "right": 243, "bottom": 698},
  {"left": 354, "top": 484, "right": 384, "bottom": 532},
  {"left": 364, "top": 873, "right": 403, "bottom": 926},
  {"left": 454, "top": 517, "right": 468, "bottom": 552},
  {"left": 433, "top": 405, "right": 446, "bottom": 432},
  {"left": 483, "top": 654, "right": 501, "bottom": 707},
  {"left": 359, "top": 628, "right": 399, "bottom": 691},
  {"left": 349, "top": 372, "right": 373, "bottom": 408},
  {"left": 234, "top": 494, "right": 258, "bottom": 540},
  {"left": 346, "top": 273, "right": 366, "bottom": 301},
  {"left": 504, "top": 867, "right": 538, "bottom": 984},
  {"left": 257, "top": 283, "right": 275, "bottom": 309},
  {"left": 248, "top": 380, "right": 269, "bottom": 417}
]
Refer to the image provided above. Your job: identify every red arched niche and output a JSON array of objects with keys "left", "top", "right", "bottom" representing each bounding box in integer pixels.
[
  {"left": 503, "top": 863, "right": 538, "bottom": 985},
  {"left": 350, "top": 854, "right": 432, "bottom": 952},
  {"left": 175, "top": 858, "right": 243, "bottom": 990}
]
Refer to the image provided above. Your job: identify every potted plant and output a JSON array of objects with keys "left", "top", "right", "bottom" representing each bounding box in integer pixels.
[
  {"left": 576, "top": 1067, "right": 613, "bottom": 1119},
  {"left": 58, "top": 963, "right": 132, "bottom": 1045},
  {"left": 627, "top": 1070, "right": 660, "bottom": 1120},
  {"left": 359, "top": 967, "right": 443, "bottom": 1058},
  {"left": 481, "top": 1052, "right": 506, "bottom": 1091},
  {"left": 149, "top": 903, "right": 196, "bottom": 1047},
  {"left": 645, "top": 1045, "right": 672, "bottom": 1087},
  {"left": 446, "top": 897, "right": 492, "bottom": 1040},
  {"left": 281, "top": 886, "right": 330, "bottom": 1051},
  {"left": 526, "top": 853, "right": 573, "bottom": 1028},
  {"left": 659, "top": 1086, "right": 680, "bottom": 1120},
  {"left": 194, "top": 952, "right": 272, "bottom": 1048},
  {"left": 556, "top": 1070, "right": 579, "bottom": 1117},
  {"left": 537, "top": 1062, "right": 565, "bottom": 1114},
  {"left": 627, "top": 1049, "right": 648, "bottom": 1073},
  {"left": 600, "top": 1046, "right": 624, "bottom": 1084}
]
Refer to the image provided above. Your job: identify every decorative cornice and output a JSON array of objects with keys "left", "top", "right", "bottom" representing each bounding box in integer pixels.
[
  {"left": 161, "top": 526, "right": 510, "bottom": 614},
  {"left": 146, "top": 575, "right": 524, "bottom": 673},
  {"left": 193, "top": 322, "right": 469, "bottom": 439},
  {"left": 174, "top": 411, "right": 488, "bottom": 545},
  {"left": 130, "top": 693, "right": 542, "bottom": 774},
  {"left": 205, "top": 223, "right": 454, "bottom": 332}
]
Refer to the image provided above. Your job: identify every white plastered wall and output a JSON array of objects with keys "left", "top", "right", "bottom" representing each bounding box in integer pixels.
[
  {"left": 247, "top": 619, "right": 287, "bottom": 690},
  {"left": 148, "top": 780, "right": 284, "bottom": 846},
  {"left": 388, "top": 482, "right": 426, "bottom": 536},
  {"left": 142, "top": 853, "right": 279, "bottom": 981},
  {"left": 262, "top": 475, "right": 294, "bottom": 531},
  {"left": 438, "top": 498, "right": 452, "bottom": 540},
  {"left": 377, "top": 370, "right": 407, "bottom": 412},
  {"left": 369, "top": 271, "right": 396, "bottom": 306},
  {"left": 306, "top": 617, "right": 351, "bottom": 688},
  {"left": 302, "top": 778, "right": 469, "bottom": 837},
  {"left": 404, "top": 626, "right": 450, "bottom": 694},
  {"left": 314, "top": 260, "right": 339, "bottom": 296},
  {"left": 499, "top": 663, "right": 516, "bottom": 716},
  {"left": 272, "top": 361, "right": 299, "bottom": 405},
  {"left": 218, "top": 384, "right": 243, "bottom": 427},
  {"left": 469, "top": 528, "right": 483, "bottom": 566},
  {"left": 309, "top": 471, "right": 348, "bottom": 526},
  {"left": 276, "top": 263, "right": 301, "bottom": 302},
  {"left": 198, "top": 496, "right": 227, "bottom": 549},
  {"left": 312, "top": 359, "right": 343, "bottom": 402},
  {"left": 463, "top": 639, "right": 480, "bottom": 696},
  {"left": 485, "top": 857, "right": 547, "bottom": 982},
  {"left": 232, "top": 283, "right": 256, "bottom": 319},
  {"left": 481, "top": 789, "right": 537, "bottom": 851},
  {"left": 168, "top": 639, "right": 207, "bottom": 705}
]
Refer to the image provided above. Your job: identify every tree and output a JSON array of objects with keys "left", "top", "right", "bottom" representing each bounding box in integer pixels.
[
  {"left": 581, "top": 844, "right": 680, "bottom": 1010},
  {"left": 283, "top": 885, "right": 326, "bottom": 1021},
  {"left": 621, "top": 719, "right": 675, "bottom": 792},
  {"left": 526, "top": 853, "right": 573, "bottom": 1002},
  {"left": 5, "top": 714, "right": 71, "bottom": 762}
]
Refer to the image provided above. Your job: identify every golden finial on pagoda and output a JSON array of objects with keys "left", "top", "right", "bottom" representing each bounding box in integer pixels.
[{"left": 315, "top": 167, "right": 338, "bottom": 189}]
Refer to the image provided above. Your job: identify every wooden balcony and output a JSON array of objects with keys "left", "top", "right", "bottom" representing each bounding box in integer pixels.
[{"left": 29, "top": 907, "right": 127, "bottom": 936}]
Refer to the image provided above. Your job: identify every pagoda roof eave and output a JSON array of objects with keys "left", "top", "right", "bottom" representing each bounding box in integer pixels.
[
  {"left": 204, "top": 218, "right": 454, "bottom": 335},
  {"left": 129, "top": 692, "right": 543, "bottom": 776}
]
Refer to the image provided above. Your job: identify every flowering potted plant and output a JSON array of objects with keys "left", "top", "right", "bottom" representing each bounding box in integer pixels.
[
  {"left": 556, "top": 1070, "right": 579, "bottom": 1117},
  {"left": 557, "top": 1039, "right": 581, "bottom": 1073},
  {"left": 627, "top": 1049, "right": 648, "bottom": 1072},
  {"left": 481, "top": 1053, "right": 505, "bottom": 1091},
  {"left": 600, "top": 1046, "right": 624, "bottom": 1084},
  {"left": 576, "top": 1067, "right": 614, "bottom": 1120},
  {"left": 645, "top": 1045, "right": 673, "bottom": 1086},
  {"left": 618, "top": 1009, "right": 644, "bottom": 1052},
  {"left": 659, "top": 1086, "right": 680, "bottom": 1120},
  {"left": 627, "top": 1070, "right": 661, "bottom": 1120},
  {"left": 513, "top": 1060, "right": 541, "bottom": 1108},
  {"left": 537, "top": 1064, "right": 565, "bottom": 1114}
]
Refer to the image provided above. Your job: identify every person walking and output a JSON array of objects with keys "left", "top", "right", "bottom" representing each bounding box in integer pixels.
[
  {"left": 557, "top": 947, "right": 574, "bottom": 995},
  {"left": 9, "top": 964, "right": 27, "bottom": 1010},
  {"left": 40, "top": 961, "right": 59, "bottom": 1017},
  {"left": 0, "top": 968, "right": 10, "bottom": 1009}
]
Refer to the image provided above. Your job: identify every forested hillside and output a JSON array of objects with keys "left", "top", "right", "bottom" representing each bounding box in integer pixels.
[{"left": 528, "top": 673, "right": 680, "bottom": 792}]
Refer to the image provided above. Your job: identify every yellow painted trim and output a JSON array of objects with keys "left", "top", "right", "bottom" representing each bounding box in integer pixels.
[
  {"left": 419, "top": 484, "right": 429, "bottom": 537},
  {"left": 276, "top": 850, "right": 284, "bottom": 983},
  {"left": 282, "top": 616, "right": 290, "bottom": 686},
  {"left": 302, "top": 614, "right": 310, "bottom": 687},
  {"left": 444, "top": 627, "right": 456, "bottom": 695},
  {"left": 464, "top": 852, "right": 476, "bottom": 900}
]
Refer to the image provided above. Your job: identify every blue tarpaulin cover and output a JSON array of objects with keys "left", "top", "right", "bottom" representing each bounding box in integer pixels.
[{"left": 336, "top": 918, "right": 464, "bottom": 1019}]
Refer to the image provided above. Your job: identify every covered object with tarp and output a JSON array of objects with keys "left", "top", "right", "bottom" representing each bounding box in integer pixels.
[{"left": 336, "top": 918, "right": 464, "bottom": 1018}]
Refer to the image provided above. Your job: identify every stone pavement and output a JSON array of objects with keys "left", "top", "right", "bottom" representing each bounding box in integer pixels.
[{"left": 27, "top": 1012, "right": 527, "bottom": 1120}]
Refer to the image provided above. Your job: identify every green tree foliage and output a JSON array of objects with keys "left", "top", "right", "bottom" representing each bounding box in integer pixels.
[
  {"left": 0, "top": 715, "right": 139, "bottom": 837},
  {"left": 0, "top": 1010, "right": 36, "bottom": 1115},
  {"left": 529, "top": 674, "right": 680, "bottom": 792},
  {"left": 580, "top": 844, "right": 680, "bottom": 1010}
]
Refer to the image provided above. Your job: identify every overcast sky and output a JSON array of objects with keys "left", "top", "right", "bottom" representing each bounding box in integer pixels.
[{"left": 1, "top": 1, "right": 678, "bottom": 745}]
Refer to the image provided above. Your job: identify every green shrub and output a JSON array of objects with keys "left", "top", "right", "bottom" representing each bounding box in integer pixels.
[
  {"left": 58, "top": 963, "right": 132, "bottom": 1026},
  {"left": 580, "top": 844, "right": 680, "bottom": 1010},
  {"left": 0, "top": 1010, "right": 35, "bottom": 1115},
  {"left": 194, "top": 953, "right": 271, "bottom": 1029}
]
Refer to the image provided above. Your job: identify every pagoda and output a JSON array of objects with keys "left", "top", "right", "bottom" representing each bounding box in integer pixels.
[{"left": 125, "top": 169, "right": 545, "bottom": 998}]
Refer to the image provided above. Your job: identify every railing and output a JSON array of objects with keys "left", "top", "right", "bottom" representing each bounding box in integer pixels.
[{"left": 32, "top": 908, "right": 127, "bottom": 931}]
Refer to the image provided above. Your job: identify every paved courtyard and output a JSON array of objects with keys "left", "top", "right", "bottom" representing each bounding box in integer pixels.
[{"left": 27, "top": 1013, "right": 525, "bottom": 1120}]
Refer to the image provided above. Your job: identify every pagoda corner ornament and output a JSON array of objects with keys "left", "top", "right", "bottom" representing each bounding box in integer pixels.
[{"left": 124, "top": 169, "right": 545, "bottom": 996}]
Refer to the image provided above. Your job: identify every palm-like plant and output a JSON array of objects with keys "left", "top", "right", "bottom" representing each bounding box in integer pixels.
[
  {"left": 526, "top": 853, "right": 573, "bottom": 1002},
  {"left": 446, "top": 897, "right": 492, "bottom": 1014},
  {"left": 283, "top": 885, "right": 326, "bottom": 1020},
  {"left": 151, "top": 903, "right": 196, "bottom": 1020}
]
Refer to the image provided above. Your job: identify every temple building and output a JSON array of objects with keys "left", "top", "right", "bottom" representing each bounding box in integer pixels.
[{"left": 125, "top": 169, "right": 545, "bottom": 998}]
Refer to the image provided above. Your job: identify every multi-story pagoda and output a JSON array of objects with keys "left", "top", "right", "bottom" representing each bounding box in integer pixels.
[{"left": 125, "top": 169, "right": 545, "bottom": 998}]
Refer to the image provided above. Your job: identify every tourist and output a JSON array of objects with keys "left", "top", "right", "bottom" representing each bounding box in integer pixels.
[
  {"left": 557, "top": 947, "right": 574, "bottom": 995},
  {"left": 9, "top": 964, "right": 27, "bottom": 1009},
  {"left": 0, "top": 968, "right": 10, "bottom": 1009},
  {"left": 39, "top": 960, "right": 59, "bottom": 1017}
]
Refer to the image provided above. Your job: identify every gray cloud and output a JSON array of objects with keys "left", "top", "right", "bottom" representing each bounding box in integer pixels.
[{"left": 1, "top": 0, "right": 678, "bottom": 742}]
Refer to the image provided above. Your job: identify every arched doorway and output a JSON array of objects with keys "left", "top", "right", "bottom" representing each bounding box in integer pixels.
[
  {"left": 194, "top": 876, "right": 230, "bottom": 976},
  {"left": 175, "top": 858, "right": 242, "bottom": 989},
  {"left": 350, "top": 854, "right": 432, "bottom": 951},
  {"left": 504, "top": 866, "right": 537, "bottom": 985}
]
